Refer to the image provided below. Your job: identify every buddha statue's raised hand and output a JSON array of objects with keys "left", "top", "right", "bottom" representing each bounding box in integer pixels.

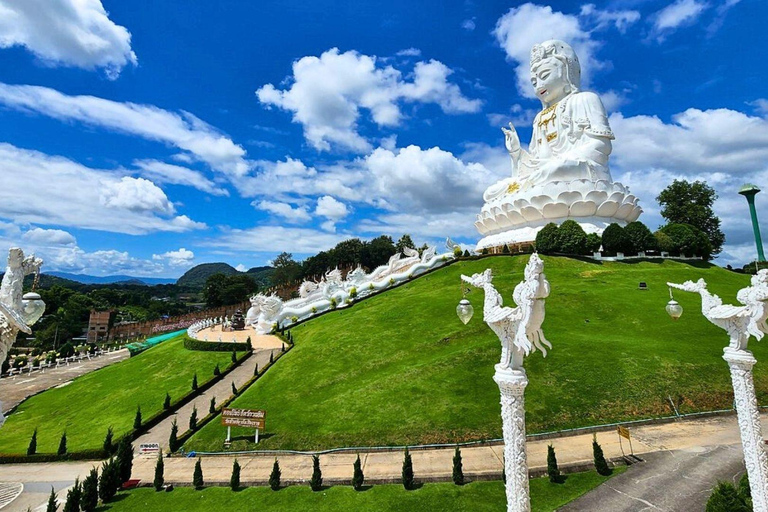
[{"left": 502, "top": 123, "right": 521, "bottom": 154}]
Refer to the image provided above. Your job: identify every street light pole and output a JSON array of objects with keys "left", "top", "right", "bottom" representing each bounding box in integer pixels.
[
  {"left": 460, "top": 254, "right": 551, "bottom": 512},
  {"left": 739, "top": 184, "right": 766, "bottom": 263}
]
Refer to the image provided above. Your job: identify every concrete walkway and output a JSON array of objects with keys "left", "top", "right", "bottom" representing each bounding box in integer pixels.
[
  {"left": 2, "top": 411, "right": 761, "bottom": 511},
  {"left": 132, "top": 345, "right": 282, "bottom": 451},
  {"left": 0, "top": 349, "right": 129, "bottom": 414}
]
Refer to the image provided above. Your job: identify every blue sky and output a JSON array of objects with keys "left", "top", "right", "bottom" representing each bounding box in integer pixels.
[{"left": 0, "top": 0, "right": 766, "bottom": 276}]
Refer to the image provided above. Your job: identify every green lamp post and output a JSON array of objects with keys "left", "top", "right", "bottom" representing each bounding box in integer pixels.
[{"left": 739, "top": 184, "right": 766, "bottom": 263}]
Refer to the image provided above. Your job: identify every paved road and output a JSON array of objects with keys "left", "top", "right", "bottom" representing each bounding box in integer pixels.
[{"left": 0, "top": 350, "right": 129, "bottom": 414}]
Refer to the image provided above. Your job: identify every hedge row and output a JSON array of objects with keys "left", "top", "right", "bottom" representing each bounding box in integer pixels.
[{"left": 183, "top": 337, "right": 249, "bottom": 352}]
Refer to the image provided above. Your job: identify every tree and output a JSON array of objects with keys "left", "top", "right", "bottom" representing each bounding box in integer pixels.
[
  {"left": 271, "top": 252, "right": 303, "bottom": 287},
  {"left": 310, "top": 454, "right": 323, "bottom": 491},
  {"left": 592, "top": 435, "right": 611, "bottom": 476},
  {"left": 153, "top": 452, "right": 164, "bottom": 491},
  {"left": 535, "top": 223, "right": 559, "bottom": 254},
  {"left": 209, "top": 397, "right": 216, "bottom": 414},
  {"left": 254, "top": 363, "right": 259, "bottom": 376},
  {"left": 116, "top": 437, "right": 134, "bottom": 483},
  {"left": 557, "top": 220, "right": 588, "bottom": 255},
  {"left": 395, "top": 234, "right": 416, "bottom": 254},
  {"left": 402, "top": 447, "right": 415, "bottom": 490},
  {"left": 62, "top": 478, "right": 81, "bottom": 512},
  {"left": 654, "top": 230, "right": 674, "bottom": 253},
  {"left": 657, "top": 179, "right": 725, "bottom": 255},
  {"left": 103, "top": 426, "right": 114, "bottom": 454},
  {"left": 189, "top": 407, "right": 198, "bottom": 431},
  {"left": 27, "top": 428, "right": 37, "bottom": 456},
  {"left": 352, "top": 454, "right": 364, "bottom": 491},
  {"left": 81, "top": 468, "right": 98, "bottom": 512},
  {"left": 192, "top": 373, "right": 198, "bottom": 391},
  {"left": 269, "top": 459, "right": 281, "bottom": 490},
  {"left": 231, "top": 350, "right": 237, "bottom": 364},
  {"left": 601, "top": 223, "right": 628, "bottom": 255},
  {"left": 193, "top": 458, "right": 204, "bottom": 490},
  {"left": 623, "top": 221, "right": 657, "bottom": 254},
  {"left": 246, "top": 336, "right": 253, "bottom": 352},
  {"left": 361, "top": 236, "right": 397, "bottom": 270},
  {"left": 737, "top": 472, "right": 751, "bottom": 508},
  {"left": 230, "top": 459, "right": 241, "bottom": 491},
  {"left": 452, "top": 446, "right": 465, "bottom": 485},
  {"left": 133, "top": 405, "right": 142, "bottom": 430},
  {"left": 334, "top": 238, "right": 365, "bottom": 268},
  {"left": 169, "top": 419, "right": 179, "bottom": 452},
  {"left": 46, "top": 487, "right": 57, "bottom": 512},
  {"left": 705, "top": 481, "right": 749, "bottom": 512},
  {"left": 586, "top": 233, "right": 602, "bottom": 253},
  {"left": 98, "top": 459, "right": 119, "bottom": 503},
  {"left": 57, "top": 432, "right": 67, "bottom": 455},
  {"left": 231, "top": 381, "right": 238, "bottom": 395},
  {"left": 163, "top": 392, "right": 171, "bottom": 410},
  {"left": 661, "top": 223, "right": 712, "bottom": 258},
  {"left": 213, "top": 363, "right": 221, "bottom": 376},
  {"left": 203, "top": 273, "right": 227, "bottom": 308},
  {"left": 547, "top": 444, "right": 561, "bottom": 483}
]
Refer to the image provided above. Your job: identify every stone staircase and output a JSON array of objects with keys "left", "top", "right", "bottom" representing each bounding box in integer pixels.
[{"left": 0, "top": 483, "right": 22, "bottom": 510}]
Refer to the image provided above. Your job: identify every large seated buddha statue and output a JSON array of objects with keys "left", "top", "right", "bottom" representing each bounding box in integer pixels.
[{"left": 476, "top": 40, "right": 641, "bottom": 251}]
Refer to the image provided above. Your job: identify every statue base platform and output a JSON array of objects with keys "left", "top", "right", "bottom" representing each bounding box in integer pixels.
[{"left": 475, "top": 179, "right": 642, "bottom": 252}]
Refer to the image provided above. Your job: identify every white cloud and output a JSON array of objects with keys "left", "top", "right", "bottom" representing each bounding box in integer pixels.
[
  {"left": 315, "top": 196, "right": 350, "bottom": 220},
  {"left": 21, "top": 227, "right": 76, "bottom": 246},
  {"left": 579, "top": 4, "right": 640, "bottom": 33},
  {"left": 600, "top": 89, "right": 630, "bottom": 113},
  {"left": 749, "top": 99, "right": 768, "bottom": 118},
  {"left": 653, "top": 0, "right": 708, "bottom": 37},
  {"left": 396, "top": 48, "right": 421, "bottom": 57},
  {"left": 240, "top": 157, "right": 360, "bottom": 202},
  {"left": 0, "top": 82, "right": 249, "bottom": 176},
  {"left": 207, "top": 226, "right": 347, "bottom": 255},
  {"left": 487, "top": 103, "right": 538, "bottom": 127},
  {"left": 133, "top": 160, "right": 230, "bottom": 197},
  {"left": 0, "top": 143, "right": 205, "bottom": 235},
  {"left": 461, "top": 19, "right": 476, "bottom": 31},
  {"left": 0, "top": 0, "right": 136, "bottom": 78},
  {"left": 256, "top": 48, "right": 481, "bottom": 153},
  {"left": 152, "top": 247, "right": 195, "bottom": 266},
  {"left": 253, "top": 200, "right": 311, "bottom": 223}
]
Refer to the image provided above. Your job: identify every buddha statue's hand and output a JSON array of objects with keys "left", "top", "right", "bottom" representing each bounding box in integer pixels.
[{"left": 502, "top": 123, "right": 521, "bottom": 154}]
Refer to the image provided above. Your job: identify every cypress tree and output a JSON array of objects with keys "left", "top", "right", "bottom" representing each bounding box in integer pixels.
[
  {"left": 46, "top": 487, "right": 57, "bottom": 512},
  {"left": 352, "top": 454, "right": 364, "bottom": 491},
  {"left": 163, "top": 392, "right": 171, "bottom": 410},
  {"left": 281, "top": 342, "right": 286, "bottom": 353},
  {"left": 547, "top": 444, "right": 561, "bottom": 483},
  {"left": 57, "top": 432, "right": 67, "bottom": 455},
  {"left": 452, "top": 446, "right": 464, "bottom": 485},
  {"left": 706, "top": 481, "right": 750, "bottom": 512},
  {"left": 209, "top": 397, "right": 216, "bottom": 414},
  {"left": 310, "top": 454, "right": 322, "bottom": 491},
  {"left": 738, "top": 473, "right": 751, "bottom": 505},
  {"left": 81, "top": 468, "right": 98, "bottom": 512},
  {"left": 213, "top": 363, "right": 221, "bottom": 376},
  {"left": 402, "top": 448, "right": 415, "bottom": 490},
  {"left": 230, "top": 459, "right": 241, "bottom": 491},
  {"left": 189, "top": 407, "right": 198, "bottom": 431},
  {"left": 253, "top": 363, "right": 259, "bottom": 377},
  {"left": 62, "top": 478, "right": 81, "bottom": 512},
  {"left": 133, "top": 405, "right": 142, "bottom": 430},
  {"left": 269, "top": 459, "right": 281, "bottom": 491},
  {"left": 592, "top": 435, "right": 611, "bottom": 476},
  {"left": 169, "top": 419, "right": 179, "bottom": 452},
  {"left": 153, "top": 451, "right": 164, "bottom": 491},
  {"left": 231, "top": 350, "right": 237, "bottom": 364},
  {"left": 116, "top": 437, "right": 134, "bottom": 483},
  {"left": 98, "top": 459, "right": 118, "bottom": 503},
  {"left": 269, "top": 352, "right": 274, "bottom": 364},
  {"left": 231, "top": 381, "right": 238, "bottom": 395},
  {"left": 246, "top": 336, "right": 253, "bottom": 352},
  {"left": 27, "top": 428, "right": 37, "bottom": 456},
  {"left": 103, "top": 426, "right": 114, "bottom": 454},
  {"left": 193, "top": 458, "right": 204, "bottom": 490},
  {"left": 192, "top": 373, "right": 198, "bottom": 391}
]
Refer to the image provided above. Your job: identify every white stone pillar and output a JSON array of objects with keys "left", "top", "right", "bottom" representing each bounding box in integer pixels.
[
  {"left": 494, "top": 366, "right": 530, "bottom": 512},
  {"left": 723, "top": 347, "right": 768, "bottom": 512}
]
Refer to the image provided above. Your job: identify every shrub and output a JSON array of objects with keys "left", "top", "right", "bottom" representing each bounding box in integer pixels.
[
  {"left": 163, "top": 392, "right": 171, "bottom": 410},
  {"left": 246, "top": 337, "right": 253, "bottom": 352},
  {"left": 13, "top": 355, "right": 28, "bottom": 369},
  {"left": 535, "top": 223, "right": 559, "bottom": 254},
  {"left": 352, "top": 454, "right": 364, "bottom": 491},
  {"left": 116, "top": 437, "right": 134, "bottom": 483},
  {"left": 231, "top": 381, "right": 238, "bottom": 395},
  {"left": 213, "top": 363, "right": 221, "bottom": 376},
  {"left": 452, "top": 446, "right": 464, "bottom": 485},
  {"left": 269, "top": 352, "right": 274, "bottom": 364},
  {"left": 310, "top": 454, "right": 323, "bottom": 491},
  {"left": 169, "top": 419, "right": 179, "bottom": 452},
  {"left": 592, "top": 435, "right": 611, "bottom": 476},
  {"left": 402, "top": 448, "right": 415, "bottom": 490},
  {"left": 98, "top": 458, "right": 120, "bottom": 503},
  {"left": 624, "top": 221, "right": 657, "bottom": 254},
  {"left": 59, "top": 342, "right": 75, "bottom": 358},
  {"left": 311, "top": 306, "right": 318, "bottom": 314},
  {"left": 209, "top": 397, "right": 216, "bottom": 414},
  {"left": 501, "top": 244, "right": 510, "bottom": 254},
  {"left": 193, "top": 458, "right": 204, "bottom": 490},
  {"left": 586, "top": 233, "right": 602, "bottom": 253},
  {"left": 192, "top": 373, "right": 198, "bottom": 391},
  {"left": 1, "top": 358, "right": 9, "bottom": 374},
  {"left": 557, "top": 220, "right": 588, "bottom": 255},
  {"left": 46, "top": 487, "right": 57, "bottom": 512},
  {"left": 291, "top": 315, "right": 298, "bottom": 323},
  {"left": 230, "top": 459, "right": 241, "bottom": 491},
  {"left": 27, "top": 428, "right": 37, "bottom": 456},
  {"left": 153, "top": 452, "right": 164, "bottom": 491},
  {"left": 349, "top": 287, "right": 358, "bottom": 298},
  {"left": 103, "top": 427, "right": 114, "bottom": 454},
  {"left": 547, "top": 444, "right": 561, "bottom": 483},
  {"left": 62, "top": 478, "right": 81, "bottom": 512},
  {"left": 269, "top": 459, "right": 281, "bottom": 490},
  {"left": 481, "top": 247, "right": 489, "bottom": 255},
  {"left": 81, "top": 468, "right": 98, "bottom": 511},
  {"left": 133, "top": 405, "right": 142, "bottom": 430},
  {"left": 654, "top": 230, "right": 674, "bottom": 253},
  {"left": 189, "top": 407, "right": 198, "bottom": 431},
  {"left": 57, "top": 432, "right": 67, "bottom": 455},
  {"left": 706, "top": 481, "right": 749, "bottom": 512},
  {"left": 601, "top": 223, "right": 628, "bottom": 255},
  {"left": 660, "top": 223, "right": 712, "bottom": 258},
  {"left": 738, "top": 473, "right": 751, "bottom": 507},
  {"left": 253, "top": 363, "right": 259, "bottom": 377},
  {"left": 453, "top": 246, "right": 463, "bottom": 257},
  {"left": 231, "top": 350, "right": 237, "bottom": 364}
]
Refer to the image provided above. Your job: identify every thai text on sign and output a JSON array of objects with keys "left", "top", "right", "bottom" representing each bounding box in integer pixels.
[{"left": 221, "top": 408, "right": 266, "bottom": 429}]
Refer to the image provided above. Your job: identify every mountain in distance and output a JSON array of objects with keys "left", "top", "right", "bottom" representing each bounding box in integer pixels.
[
  {"left": 176, "top": 262, "right": 239, "bottom": 288},
  {"left": 247, "top": 266, "right": 274, "bottom": 288},
  {"left": 46, "top": 271, "right": 177, "bottom": 286}
]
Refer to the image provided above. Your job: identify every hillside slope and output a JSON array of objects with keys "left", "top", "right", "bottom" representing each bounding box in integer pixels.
[
  {"left": 176, "top": 262, "right": 238, "bottom": 288},
  {"left": 186, "top": 256, "right": 760, "bottom": 452}
]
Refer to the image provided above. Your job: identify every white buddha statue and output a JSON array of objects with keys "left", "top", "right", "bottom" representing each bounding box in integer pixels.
[{"left": 475, "top": 40, "right": 641, "bottom": 251}]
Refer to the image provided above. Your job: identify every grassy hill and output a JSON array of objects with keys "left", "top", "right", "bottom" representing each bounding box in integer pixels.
[
  {"left": 186, "top": 255, "right": 760, "bottom": 452},
  {"left": 177, "top": 262, "right": 239, "bottom": 289}
]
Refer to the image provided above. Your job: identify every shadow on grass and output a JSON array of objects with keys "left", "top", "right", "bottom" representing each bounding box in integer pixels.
[
  {"left": 550, "top": 475, "right": 569, "bottom": 484},
  {"left": 230, "top": 432, "right": 275, "bottom": 443},
  {"left": 96, "top": 492, "right": 129, "bottom": 510}
]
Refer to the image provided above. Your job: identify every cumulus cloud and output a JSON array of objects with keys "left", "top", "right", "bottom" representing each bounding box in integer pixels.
[
  {"left": 253, "top": 200, "right": 311, "bottom": 223},
  {"left": 21, "top": 227, "right": 76, "bottom": 246},
  {"left": 0, "top": 143, "right": 205, "bottom": 235},
  {"left": 0, "top": 0, "right": 136, "bottom": 78},
  {"left": 493, "top": 3, "right": 639, "bottom": 98},
  {"left": 207, "top": 226, "right": 347, "bottom": 255},
  {"left": 152, "top": 247, "right": 195, "bottom": 266},
  {"left": 0, "top": 82, "right": 249, "bottom": 176},
  {"left": 461, "top": 19, "right": 476, "bottom": 31},
  {"left": 133, "top": 160, "right": 230, "bottom": 197},
  {"left": 315, "top": 196, "right": 350, "bottom": 220},
  {"left": 652, "top": 0, "right": 708, "bottom": 38},
  {"left": 256, "top": 48, "right": 481, "bottom": 152}
]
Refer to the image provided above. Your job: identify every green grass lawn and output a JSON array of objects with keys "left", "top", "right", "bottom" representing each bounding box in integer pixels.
[
  {"left": 186, "top": 256, "right": 759, "bottom": 452},
  {"left": 0, "top": 334, "right": 240, "bottom": 455},
  {"left": 97, "top": 469, "right": 623, "bottom": 512}
]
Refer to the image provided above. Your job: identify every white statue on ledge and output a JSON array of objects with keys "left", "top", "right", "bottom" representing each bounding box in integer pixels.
[{"left": 476, "top": 40, "right": 641, "bottom": 251}]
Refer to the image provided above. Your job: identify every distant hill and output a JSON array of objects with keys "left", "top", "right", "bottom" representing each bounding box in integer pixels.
[
  {"left": 176, "top": 263, "right": 239, "bottom": 289},
  {"left": 47, "top": 272, "right": 176, "bottom": 286},
  {"left": 247, "top": 266, "right": 274, "bottom": 288}
]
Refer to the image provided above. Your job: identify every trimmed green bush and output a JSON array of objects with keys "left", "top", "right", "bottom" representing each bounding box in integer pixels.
[
  {"left": 57, "top": 432, "right": 67, "bottom": 455},
  {"left": 98, "top": 458, "right": 119, "bottom": 503},
  {"left": 352, "top": 454, "right": 364, "bottom": 491},
  {"left": 624, "top": 221, "right": 657, "bottom": 254},
  {"left": 169, "top": 419, "right": 179, "bottom": 452},
  {"left": 402, "top": 448, "right": 415, "bottom": 490},
  {"left": 183, "top": 337, "right": 248, "bottom": 352},
  {"left": 27, "top": 428, "right": 37, "bottom": 456},
  {"left": 116, "top": 437, "right": 134, "bottom": 483},
  {"left": 231, "top": 381, "right": 238, "bottom": 395},
  {"left": 134, "top": 405, "right": 142, "bottom": 430},
  {"left": 163, "top": 392, "right": 171, "bottom": 410},
  {"left": 189, "top": 407, "right": 198, "bottom": 431},
  {"left": 193, "top": 458, "right": 204, "bottom": 490},
  {"left": 209, "top": 397, "right": 216, "bottom": 415},
  {"left": 452, "top": 446, "right": 464, "bottom": 485},
  {"left": 557, "top": 220, "right": 588, "bottom": 255},
  {"left": 231, "top": 350, "right": 237, "bottom": 364},
  {"left": 547, "top": 444, "right": 561, "bottom": 483},
  {"left": 81, "top": 468, "right": 98, "bottom": 511},
  {"left": 737, "top": 473, "right": 752, "bottom": 508},
  {"left": 213, "top": 363, "right": 221, "bottom": 376},
  {"left": 103, "top": 427, "right": 114, "bottom": 454},
  {"left": 535, "top": 223, "right": 559, "bottom": 254},
  {"left": 230, "top": 459, "right": 241, "bottom": 491},
  {"left": 192, "top": 373, "right": 198, "bottom": 391},
  {"left": 586, "top": 233, "right": 602, "bottom": 253},
  {"left": 592, "top": 435, "right": 611, "bottom": 476},
  {"left": 62, "top": 478, "right": 80, "bottom": 512},
  {"left": 269, "top": 459, "right": 281, "bottom": 490},
  {"left": 601, "top": 223, "right": 628, "bottom": 255},
  {"left": 310, "top": 454, "right": 322, "bottom": 491},
  {"left": 153, "top": 451, "right": 164, "bottom": 491},
  {"left": 46, "top": 487, "right": 57, "bottom": 512},
  {"left": 706, "top": 481, "right": 749, "bottom": 512},
  {"left": 660, "top": 223, "right": 712, "bottom": 258}
]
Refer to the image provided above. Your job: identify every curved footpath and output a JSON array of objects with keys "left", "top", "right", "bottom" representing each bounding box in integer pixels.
[{"left": 1, "top": 412, "right": 763, "bottom": 511}]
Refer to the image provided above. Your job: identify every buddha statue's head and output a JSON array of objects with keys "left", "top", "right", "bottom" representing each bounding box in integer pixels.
[{"left": 530, "top": 40, "right": 581, "bottom": 107}]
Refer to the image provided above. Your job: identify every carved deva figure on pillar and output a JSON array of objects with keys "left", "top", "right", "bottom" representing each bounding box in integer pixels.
[{"left": 475, "top": 40, "right": 641, "bottom": 252}]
